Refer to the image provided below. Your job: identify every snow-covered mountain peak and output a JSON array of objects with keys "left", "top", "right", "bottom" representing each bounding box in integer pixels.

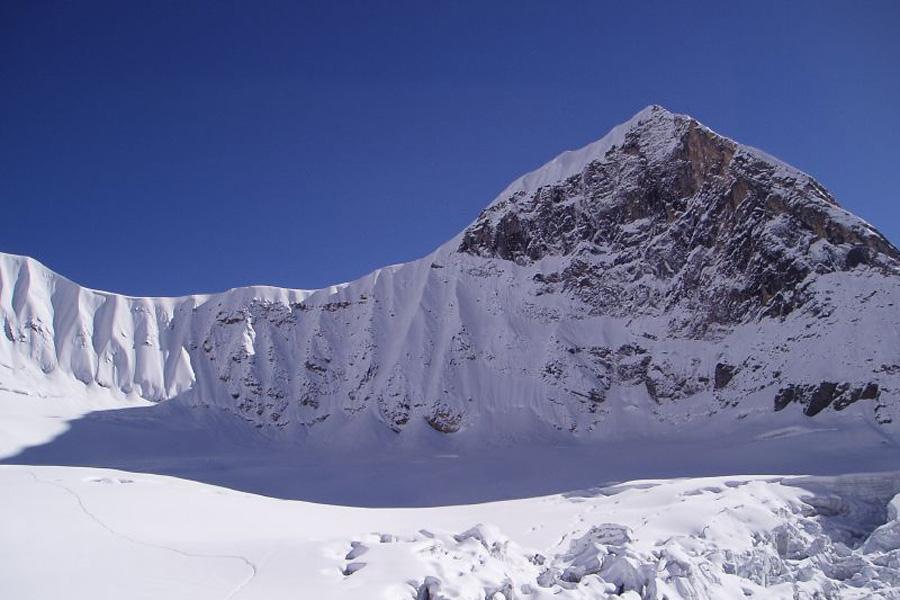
[
  {"left": 482, "top": 105, "right": 844, "bottom": 223},
  {"left": 459, "top": 105, "right": 899, "bottom": 328},
  {"left": 2, "top": 106, "right": 899, "bottom": 444}
]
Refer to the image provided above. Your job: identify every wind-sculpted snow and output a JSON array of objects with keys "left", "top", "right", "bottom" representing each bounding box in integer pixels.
[
  {"left": 2, "top": 105, "right": 899, "bottom": 445},
  {"left": 5, "top": 465, "right": 900, "bottom": 599}
]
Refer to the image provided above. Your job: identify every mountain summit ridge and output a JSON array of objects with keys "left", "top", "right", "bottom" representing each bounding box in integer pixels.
[
  {"left": 491, "top": 105, "right": 812, "bottom": 210},
  {"left": 2, "top": 106, "right": 899, "bottom": 445}
]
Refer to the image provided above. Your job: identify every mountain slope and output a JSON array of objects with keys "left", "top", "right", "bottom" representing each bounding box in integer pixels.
[{"left": 2, "top": 105, "right": 899, "bottom": 448}]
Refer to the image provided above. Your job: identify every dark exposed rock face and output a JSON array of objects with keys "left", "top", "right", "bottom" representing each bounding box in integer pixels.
[
  {"left": 714, "top": 363, "right": 736, "bottom": 389},
  {"left": 459, "top": 106, "right": 900, "bottom": 335},
  {"left": 426, "top": 408, "right": 463, "bottom": 433},
  {"left": 775, "top": 382, "right": 880, "bottom": 416}
]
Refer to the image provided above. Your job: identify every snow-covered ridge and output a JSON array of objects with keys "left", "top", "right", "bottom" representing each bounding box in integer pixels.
[
  {"left": 494, "top": 104, "right": 666, "bottom": 202},
  {"left": 2, "top": 106, "right": 899, "bottom": 444},
  {"left": 0, "top": 252, "right": 310, "bottom": 398}
]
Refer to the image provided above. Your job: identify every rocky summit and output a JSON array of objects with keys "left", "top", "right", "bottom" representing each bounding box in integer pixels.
[{"left": 460, "top": 106, "right": 898, "bottom": 330}]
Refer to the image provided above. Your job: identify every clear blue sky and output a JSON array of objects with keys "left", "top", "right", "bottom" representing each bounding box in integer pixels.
[{"left": 2, "top": 1, "right": 898, "bottom": 296}]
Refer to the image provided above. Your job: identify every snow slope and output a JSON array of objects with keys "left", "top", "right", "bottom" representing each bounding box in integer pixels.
[{"left": 4, "top": 464, "right": 900, "bottom": 599}]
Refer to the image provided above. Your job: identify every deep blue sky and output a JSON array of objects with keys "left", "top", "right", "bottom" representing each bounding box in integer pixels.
[{"left": 2, "top": 1, "right": 898, "bottom": 296}]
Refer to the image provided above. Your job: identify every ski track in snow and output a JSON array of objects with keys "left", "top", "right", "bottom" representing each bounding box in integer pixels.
[{"left": 25, "top": 470, "right": 259, "bottom": 600}]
